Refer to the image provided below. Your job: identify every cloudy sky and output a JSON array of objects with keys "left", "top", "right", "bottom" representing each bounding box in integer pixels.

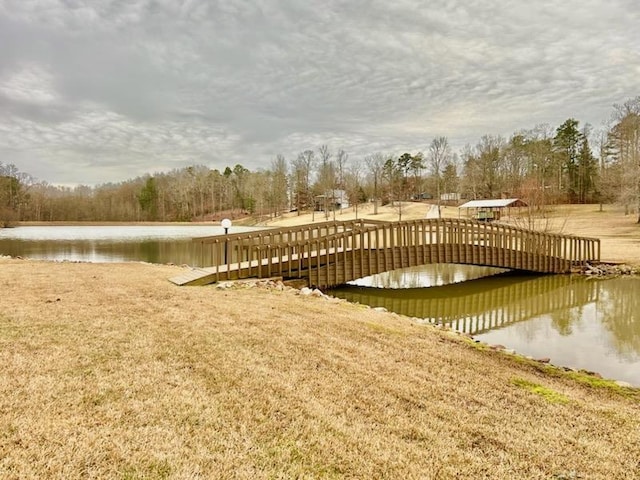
[{"left": 1, "top": 0, "right": 638, "bottom": 186}]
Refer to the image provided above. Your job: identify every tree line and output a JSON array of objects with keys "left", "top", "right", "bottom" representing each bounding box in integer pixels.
[{"left": 1, "top": 97, "right": 639, "bottom": 225}]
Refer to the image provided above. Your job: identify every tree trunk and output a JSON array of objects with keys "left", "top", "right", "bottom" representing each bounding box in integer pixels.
[
  {"left": 637, "top": 170, "right": 640, "bottom": 223},
  {"left": 636, "top": 175, "right": 640, "bottom": 223},
  {"left": 373, "top": 178, "right": 379, "bottom": 215}
]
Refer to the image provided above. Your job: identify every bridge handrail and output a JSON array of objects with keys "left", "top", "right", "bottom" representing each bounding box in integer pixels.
[
  {"left": 194, "top": 217, "right": 600, "bottom": 247},
  {"left": 246, "top": 218, "right": 600, "bottom": 256},
  {"left": 194, "top": 219, "right": 372, "bottom": 244},
  {"left": 191, "top": 218, "right": 600, "bottom": 286}
]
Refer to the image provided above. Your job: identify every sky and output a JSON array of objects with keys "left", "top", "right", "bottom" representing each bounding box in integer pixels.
[{"left": 1, "top": 0, "right": 639, "bottom": 187}]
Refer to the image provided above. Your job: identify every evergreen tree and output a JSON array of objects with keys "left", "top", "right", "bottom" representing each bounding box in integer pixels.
[
  {"left": 554, "top": 119, "right": 583, "bottom": 202},
  {"left": 137, "top": 177, "right": 158, "bottom": 220},
  {"left": 576, "top": 132, "right": 597, "bottom": 203}
]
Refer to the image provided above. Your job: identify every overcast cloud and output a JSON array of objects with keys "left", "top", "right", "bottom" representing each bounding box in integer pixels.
[{"left": 1, "top": 0, "right": 638, "bottom": 186}]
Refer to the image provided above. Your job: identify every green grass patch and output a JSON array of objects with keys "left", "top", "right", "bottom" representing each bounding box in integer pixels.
[
  {"left": 511, "top": 378, "right": 570, "bottom": 404},
  {"left": 459, "top": 334, "right": 640, "bottom": 401},
  {"left": 563, "top": 371, "right": 640, "bottom": 398}
]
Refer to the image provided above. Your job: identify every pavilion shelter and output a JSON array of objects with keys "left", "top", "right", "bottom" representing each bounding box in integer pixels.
[{"left": 458, "top": 198, "right": 528, "bottom": 221}]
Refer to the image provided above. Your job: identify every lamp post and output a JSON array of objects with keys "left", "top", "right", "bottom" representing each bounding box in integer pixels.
[{"left": 221, "top": 218, "right": 232, "bottom": 264}]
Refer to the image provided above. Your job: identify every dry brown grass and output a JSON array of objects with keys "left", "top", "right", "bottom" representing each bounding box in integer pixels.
[
  {"left": 1, "top": 257, "right": 639, "bottom": 479},
  {"left": 543, "top": 204, "right": 640, "bottom": 265}
]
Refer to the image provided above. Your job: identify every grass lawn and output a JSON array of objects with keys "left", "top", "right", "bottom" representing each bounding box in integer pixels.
[{"left": 1, "top": 253, "right": 639, "bottom": 479}]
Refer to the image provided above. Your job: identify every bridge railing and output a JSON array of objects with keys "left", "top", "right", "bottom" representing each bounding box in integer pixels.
[
  {"left": 193, "top": 218, "right": 600, "bottom": 284},
  {"left": 192, "top": 219, "right": 371, "bottom": 269}
]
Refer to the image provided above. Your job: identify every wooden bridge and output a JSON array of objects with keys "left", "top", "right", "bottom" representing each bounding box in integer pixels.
[{"left": 169, "top": 218, "right": 600, "bottom": 288}]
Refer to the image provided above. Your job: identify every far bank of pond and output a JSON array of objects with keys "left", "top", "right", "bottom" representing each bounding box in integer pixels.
[{"left": 1, "top": 225, "right": 639, "bottom": 386}]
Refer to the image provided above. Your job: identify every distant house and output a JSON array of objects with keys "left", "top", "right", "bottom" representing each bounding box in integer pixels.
[
  {"left": 458, "top": 198, "right": 527, "bottom": 221},
  {"left": 314, "top": 190, "right": 350, "bottom": 211},
  {"left": 440, "top": 192, "right": 461, "bottom": 202},
  {"left": 412, "top": 192, "right": 433, "bottom": 201}
]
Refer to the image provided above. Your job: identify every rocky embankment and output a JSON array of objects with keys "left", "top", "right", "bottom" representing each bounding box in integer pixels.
[{"left": 579, "top": 262, "right": 639, "bottom": 277}]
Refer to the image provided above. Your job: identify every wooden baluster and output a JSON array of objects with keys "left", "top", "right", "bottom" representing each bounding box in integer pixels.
[{"left": 390, "top": 223, "right": 396, "bottom": 270}]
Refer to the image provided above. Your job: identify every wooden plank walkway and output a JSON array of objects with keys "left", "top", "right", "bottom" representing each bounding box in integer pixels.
[{"left": 169, "top": 218, "right": 601, "bottom": 288}]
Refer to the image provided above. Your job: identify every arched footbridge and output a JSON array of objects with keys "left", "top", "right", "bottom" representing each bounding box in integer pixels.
[{"left": 169, "top": 218, "right": 600, "bottom": 289}]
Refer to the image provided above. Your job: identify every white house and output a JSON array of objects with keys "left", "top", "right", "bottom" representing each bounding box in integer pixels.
[{"left": 314, "top": 190, "right": 350, "bottom": 211}]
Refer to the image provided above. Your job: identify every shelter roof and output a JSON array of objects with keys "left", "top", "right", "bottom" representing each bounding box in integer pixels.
[{"left": 458, "top": 198, "right": 527, "bottom": 209}]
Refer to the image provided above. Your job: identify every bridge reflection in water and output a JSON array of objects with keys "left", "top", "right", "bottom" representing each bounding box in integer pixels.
[{"left": 330, "top": 272, "right": 599, "bottom": 336}]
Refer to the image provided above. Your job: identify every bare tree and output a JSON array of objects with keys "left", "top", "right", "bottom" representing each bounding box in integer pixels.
[
  {"left": 270, "top": 154, "right": 289, "bottom": 218},
  {"left": 606, "top": 97, "right": 640, "bottom": 221},
  {"left": 316, "top": 145, "right": 336, "bottom": 219},
  {"left": 428, "top": 136, "right": 452, "bottom": 216},
  {"left": 335, "top": 149, "right": 348, "bottom": 189},
  {"left": 409, "top": 152, "right": 424, "bottom": 199},
  {"left": 346, "top": 158, "right": 363, "bottom": 219},
  {"left": 291, "top": 152, "right": 313, "bottom": 216},
  {"left": 335, "top": 149, "right": 349, "bottom": 216},
  {"left": 592, "top": 127, "right": 616, "bottom": 211},
  {"left": 502, "top": 133, "right": 528, "bottom": 197},
  {"left": 365, "top": 152, "right": 385, "bottom": 215},
  {"left": 461, "top": 135, "right": 506, "bottom": 200}
]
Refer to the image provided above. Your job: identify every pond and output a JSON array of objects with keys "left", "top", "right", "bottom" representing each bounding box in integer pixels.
[
  {"left": 0, "top": 225, "right": 256, "bottom": 265},
  {"left": 330, "top": 265, "right": 640, "bottom": 387},
  {"left": 2, "top": 226, "right": 639, "bottom": 386}
]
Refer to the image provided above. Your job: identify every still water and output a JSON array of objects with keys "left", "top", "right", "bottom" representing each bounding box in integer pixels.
[
  {"left": 0, "top": 225, "right": 254, "bottom": 265},
  {"left": 331, "top": 265, "right": 640, "bottom": 386},
  {"left": 2, "top": 226, "right": 639, "bottom": 386}
]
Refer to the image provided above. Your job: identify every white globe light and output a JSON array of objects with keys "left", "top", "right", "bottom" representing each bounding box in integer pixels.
[{"left": 221, "top": 218, "right": 232, "bottom": 229}]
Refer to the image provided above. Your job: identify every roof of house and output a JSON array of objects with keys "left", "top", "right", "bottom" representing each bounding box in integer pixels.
[
  {"left": 458, "top": 198, "right": 528, "bottom": 209},
  {"left": 315, "top": 189, "right": 347, "bottom": 198}
]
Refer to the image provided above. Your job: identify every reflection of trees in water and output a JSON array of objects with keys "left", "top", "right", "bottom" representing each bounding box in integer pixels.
[
  {"left": 1, "top": 238, "right": 199, "bottom": 264},
  {"left": 549, "top": 305, "right": 585, "bottom": 336},
  {"left": 597, "top": 278, "right": 640, "bottom": 360}
]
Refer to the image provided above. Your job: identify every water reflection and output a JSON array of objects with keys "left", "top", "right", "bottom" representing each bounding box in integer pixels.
[
  {"left": 0, "top": 225, "right": 256, "bottom": 265},
  {"left": 597, "top": 277, "right": 640, "bottom": 360},
  {"left": 331, "top": 269, "right": 640, "bottom": 386},
  {"left": 334, "top": 273, "right": 595, "bottom": 334},
  {"left": 0, "top": 238, "right": 200, "bottom": 264},
  {"left": 349, "top": 264, "right": 508, "bottom": 288}
]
